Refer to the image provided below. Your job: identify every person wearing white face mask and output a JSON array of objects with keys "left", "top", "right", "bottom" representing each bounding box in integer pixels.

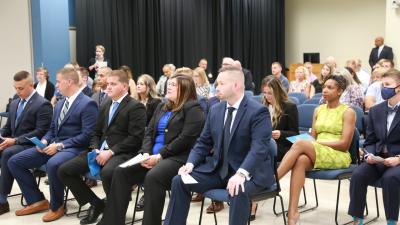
[{"left": 349, "top": 68, "right": 400, "bottom": 225}]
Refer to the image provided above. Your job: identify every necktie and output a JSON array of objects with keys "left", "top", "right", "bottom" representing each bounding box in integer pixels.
[
  {"left": 58, "top": 100, "right": 70, "bottom": 125},
  {"left": 15, "top": 99, "right": 26, "bottom": 126},
  {"left": 99, "top": 92, "right": 106, "bottom": 105},
  {"left": 108, "top": 102, "right": 120, "bottom": 125},
  {"left": 219, "top": 107, "right": 236, "bottom": 179},
  {"left": 388, "top": 105, "right": 399, "bottom": 114}
]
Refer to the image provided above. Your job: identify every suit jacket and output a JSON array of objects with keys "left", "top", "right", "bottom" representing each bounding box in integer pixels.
[
  {"left": 89, "top": 95, "right": 146, "bottom": 156},
  {"left": 187, "top": 95, "right": 274, "bottom": 187},
  {"left": 140, "top": 100, "right": 205, "bottom": 163},
  {"left": 364, "top": 101, "right": 400, "bottom": 156},
  {"left": 81, "top": 86, "right": 93, "bottom": 97},
  {"left": 42, "top": 92, "right": 98, "bottom": 153},
  {"left": 1, "top": 92, "right": 53, "bottom": 145},
  {"left": 34, "top": 81, "right": 55, "bottom": 101},
  {"left": 369, "top": 45, "right": 394, "bottom": 68},
  {"left": 243, "top": 68, "right": 254, "bottom": 91},
  {"left": 91, "top": 91, "right": 109, "bottom": 108},
  {"left": 145, "top": 97, "right": 162, "bottom": 125},
  {"left": 274, "top": 101, "right": 299, "bottom": 161}
]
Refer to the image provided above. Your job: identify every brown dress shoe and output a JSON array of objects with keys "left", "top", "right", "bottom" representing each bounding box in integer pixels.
[
  {"left": 191, "top": 193, "right": 204, "bottom": 202},
  {"left": 42, "top": 207, "right": 65, "bottom": 222},
  {"left": 206, "top": 201, "right": 224, "bottom": 214},
  {"left": 15, "top": 199, "right": 49, "bottom": 216}
]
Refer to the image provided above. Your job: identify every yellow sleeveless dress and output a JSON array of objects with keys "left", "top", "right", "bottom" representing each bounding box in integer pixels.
[{"left": 312, "top": 104, "right": 352, "bottom": 169}]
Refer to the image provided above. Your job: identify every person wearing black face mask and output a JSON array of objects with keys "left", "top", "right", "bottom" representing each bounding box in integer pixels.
[{"left": 349, "top": 68, "right": 400, "bottom": 225}]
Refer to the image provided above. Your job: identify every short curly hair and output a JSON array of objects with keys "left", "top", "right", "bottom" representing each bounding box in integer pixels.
[{"left": 323, "top": 74, "right": 348, "bottom": 92}]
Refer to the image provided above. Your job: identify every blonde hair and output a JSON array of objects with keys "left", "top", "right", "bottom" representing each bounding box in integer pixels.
[
  {"left": 194, "top": 67, "right": 209, "bottom": 85},
  {"left": 96, "top": 45, "right": 105, "bottom": 53},
  {"left": 295, "top": 66, "right": 309, "bottom": 81},
  {"left": 174, "top": 67, "right": 193, "bottom": 77},
  {"left": 137, "top": 74, "right": 159, "bottom": 101},
  {"left": 261, "top": 76, "right": 289, "bottom": 128},
  {"left": 58, "top": 68, "right": 80, "bottom": 84}
]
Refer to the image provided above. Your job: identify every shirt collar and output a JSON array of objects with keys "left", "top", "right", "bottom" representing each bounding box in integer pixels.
[
  {"left": 226, "top": 94, "right": 244, "bottom": 110},
  {"left": 66, "top": 89, "right": 81, "bottom": 105},
  {"left": 22, "top": 90, "right": 36, "bottom": 102},
  {"left": 113, "top": 93, "right": 128, "bottom": 104}
]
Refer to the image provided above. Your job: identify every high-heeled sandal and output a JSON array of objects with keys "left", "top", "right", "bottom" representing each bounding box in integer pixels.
[{"left": 249, "top": 203, "right": 258, "bottom": 221}]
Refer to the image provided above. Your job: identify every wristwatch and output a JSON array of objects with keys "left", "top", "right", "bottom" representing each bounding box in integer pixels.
[
  {"left": 236, "top": 171, "right": 246, "bottom": 178},
  {"left": 56, "top": 143, "right": 64, "bottom": 151}
]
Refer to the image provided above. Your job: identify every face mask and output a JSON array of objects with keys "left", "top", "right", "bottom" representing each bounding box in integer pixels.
[{"left": 381, "top": 84, "right": 400, "bottom": 100}]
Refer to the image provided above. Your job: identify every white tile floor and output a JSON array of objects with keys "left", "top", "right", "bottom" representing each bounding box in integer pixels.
[{"left": 0, "top": 173, "right": 387, "bottom": 225}]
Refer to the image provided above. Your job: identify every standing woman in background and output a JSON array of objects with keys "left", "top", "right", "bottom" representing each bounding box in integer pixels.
[
  {"left": 88, "top": 45, "right": 110, "bottom": 79},
  {"left": 119, "top": 65, "right": 138, "bottom": 99},
  {"left": 136, "top": 74, "right": 162, "bottom": 125},
  {"left": 34, "top": 67, "right": 55, "bottom": 101},
  {"left": 310, "top": 63, "right": 334, "bottom": 98}
]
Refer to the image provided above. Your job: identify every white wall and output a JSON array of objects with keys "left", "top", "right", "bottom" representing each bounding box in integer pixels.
[
  {"left": 285, "top": 0, "right": 386, "bottom": 71},
  {"left": 0, "top": 0, "right": 33, "bottom": 112},
  {"left": 386, "top": 0, "right": 400, "bottom": 67}
]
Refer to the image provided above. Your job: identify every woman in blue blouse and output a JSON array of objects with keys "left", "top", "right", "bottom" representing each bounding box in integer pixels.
[{"left": 97, "top": 74, "right": 205, "bottom": 225}]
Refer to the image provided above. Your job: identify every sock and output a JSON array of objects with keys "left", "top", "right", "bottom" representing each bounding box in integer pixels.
[
  {"left": 387, "top": 220, "right": 397, "bottom": 225},
  {"left": 0, "top": 194, "right": 7, "bottom": 204},
  {"left": 353, "top": 216, "right": 363, "bottom": 225}
]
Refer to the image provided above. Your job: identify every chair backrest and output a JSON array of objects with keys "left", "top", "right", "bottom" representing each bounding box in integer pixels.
[
  {"left": 350, "top": 106, "right": 364, "bottom": 134},
  {"left": 303, "top": 98, "right": 320, "bottom": 105},
  {"left": 312, "top": 93, "right": 322, "bottom": 99},
  {"left": 251, "top": 95, "right": 262, "bottom": 103},
  {"left": 297, "top": 104, "right": 318, "bottom": 132},
  {"left": 288, "top": 92, "right": 307, "bottom": 104},
  {"left": 244, "top": 90, "right": 254, "bottom": 97},
  {"left": 289, "top": 96, "right": 300, "bottom": 105},
  {"left": 349, "top": 129, "right": 360, "bottom": 164}
]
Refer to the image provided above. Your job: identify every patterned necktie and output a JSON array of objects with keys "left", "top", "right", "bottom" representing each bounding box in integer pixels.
[
  {"left": 108, "top": 102, "right": 120, "bottom": 125},
  {"left": 15, "top": 99, "right": 26, "bottom": 126},
  {"left": 99, "top": 92, "right": 106, "bottom": 105},
  {"left": 388, "top": 105, "right": 399, "bottom": 114},
  {"left": 219, "top": 107, "right": 236, "bottom": 179},
  {"left": 58, "top": 100, "right": 70, "bottom": 125}
]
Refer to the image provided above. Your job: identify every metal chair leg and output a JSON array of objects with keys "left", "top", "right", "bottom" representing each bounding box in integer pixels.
[
  {"left": 364, "top": 187, "right": 380, "bottom": 224},
  {"left": 273, "top": 186, "right": 307, "bottom": 216}
]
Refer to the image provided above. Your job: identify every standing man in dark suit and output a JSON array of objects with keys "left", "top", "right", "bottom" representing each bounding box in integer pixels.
[
  {"left": 369, "top": 36, "right": 394, "bottom": 68},
  {"left": 58, "top": 70, "right": 147, "bottom": 224},
  {"left": 164, "top": 66, "right": 274, "bottom": 225},
  {"left": 0, "top": 71, "right": 52, "bottom": 215},
  {"left": 8, "top": 68, "right": 98, "bottom": 222},
  {"left": 91, "top": 67, "right": 112, "bottom": 107},
  {"left": 349, "top": 69, "right": 400, "bottom": 225}
]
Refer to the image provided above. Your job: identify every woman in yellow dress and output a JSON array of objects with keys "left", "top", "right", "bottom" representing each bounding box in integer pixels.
[{"left": 278, "top": 73, "right": 356, "bottom": 225}]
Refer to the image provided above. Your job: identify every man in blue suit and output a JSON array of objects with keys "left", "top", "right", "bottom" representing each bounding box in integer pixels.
[
  {"left": 164, "top": 66, "right": 274, "bottom": 225},
  {"left": 0, "top": 71, "right": 52, "bottom": 215},
  {"left": 349, "top": 68, "right": 400, "bottom": 225},
  {"left": 8, "top": 68, "right": 98, "bottom": 222}
]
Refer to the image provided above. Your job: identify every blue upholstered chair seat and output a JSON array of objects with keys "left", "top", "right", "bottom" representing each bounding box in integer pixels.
[
  {"left": 306, "top": 164, "right": 358, "bottom": 180},
  {"left": 203, "top": 183, "right": 278, "bottom": 203}
]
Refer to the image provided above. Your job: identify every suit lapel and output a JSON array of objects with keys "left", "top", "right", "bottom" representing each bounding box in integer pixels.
[
  {"left": 15, "top": 93, "right": 36, "bottom": 129},
  {"left": 388, "top": 109, "right": 400, "bottom": 136},
  {"left": 107, "top": 96, "right": 129, "bottom": 129},
  {"left": 10, "top": 101, "right": 18, "bottom": 130},
  {"left": 216, "top": 102, "right": 227, "bottom": 149},
  {"left": 228, "top": 97, "right": 247, "bottom": 144},
  {"left": 58, "top": 93, "right": 83, "bottom": 128}
]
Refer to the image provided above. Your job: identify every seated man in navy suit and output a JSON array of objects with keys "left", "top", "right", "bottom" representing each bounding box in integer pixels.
[
  {"left": 8, "top": 68, "right": 98, "bottom": 222},
  {"left": 0, "top": 71, "right": 52, "bottom": 215},
  {"left": 164, "top": 65, "right": 274, "bottom": 225},
  {"left": 349, "top": 68, "right": 400, "bottom": 225}
]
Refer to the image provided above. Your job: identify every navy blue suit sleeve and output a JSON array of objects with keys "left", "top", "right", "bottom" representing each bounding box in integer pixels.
[
  {"left": 363, "top": 108, "right": 378, "bottom": 155},
  {"left": 187, "top": 109, "right": 214, "bottom": 166},
  {"left": 62, "top": 100, "right": 98, "bottom": 149},
  {"left": 16, "top": 101, "right": 53, "bottom": 144},
  {"left": 240, "top": 106, "right": 272, "bottom": 175}
]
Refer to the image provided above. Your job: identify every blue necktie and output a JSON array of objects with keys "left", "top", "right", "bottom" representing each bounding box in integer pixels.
[
  {"left": 15, "top": 99, "right": 26, "bottom": 126},
  {"left": 58, "top": 100, "right": 70, "bottom": 126},
  {"left": 108, "top": 102, "right": 120, "bottom": 125},
  {"left": 219, "top": 107, "right": 236, "bottom": 179},
  {"left": 99, "top": 92, "right": 106, "bottom": 105}
]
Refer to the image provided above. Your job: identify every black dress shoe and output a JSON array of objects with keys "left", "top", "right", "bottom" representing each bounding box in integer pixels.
[
  {"left": 0, "top": 202, "right": 10, "bottom": 215},
  {"left": 80, "top": 201, "right": 105, "bottom": 225},
  {"left": 135, "top": 195, "right": 144, "bottom": 211}
]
